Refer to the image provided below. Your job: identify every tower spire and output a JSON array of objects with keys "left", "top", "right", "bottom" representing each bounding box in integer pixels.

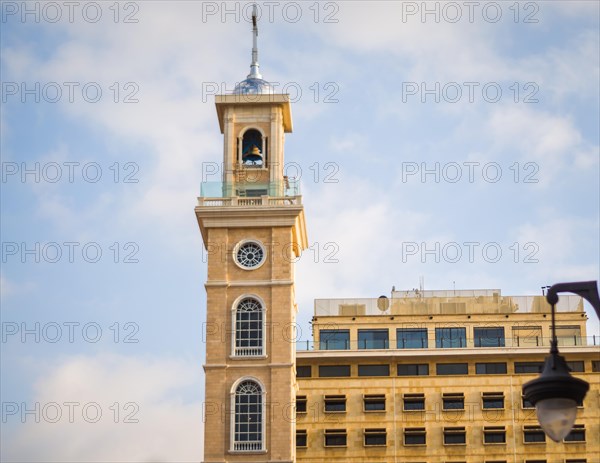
[
  {"left": 248, "top": 4, "right": 261, "bottom": 79},
  {"left": 232, "top": 3, "right": 273, "bottom": 94}
]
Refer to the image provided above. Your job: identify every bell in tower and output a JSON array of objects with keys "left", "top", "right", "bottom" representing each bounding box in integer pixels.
[{"left": 241, "top": 128, "right": 264, "bottom": 166}]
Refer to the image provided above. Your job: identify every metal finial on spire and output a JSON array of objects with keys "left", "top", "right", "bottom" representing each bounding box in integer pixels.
[
  {"left": 248, "top": 4, "right": 261, "bottom": 79},
  {"left": 232, "top": 3, "right": 274, "bottom": 95}
]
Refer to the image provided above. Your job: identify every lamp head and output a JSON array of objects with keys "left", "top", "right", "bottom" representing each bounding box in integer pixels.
[{"left": 522, "top": 351, "right": 589, "bottom": 442}]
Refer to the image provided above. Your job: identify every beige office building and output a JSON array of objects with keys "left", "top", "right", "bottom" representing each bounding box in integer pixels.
[{"left": 295, "top": 290, "right": 600, "bottom": 463}]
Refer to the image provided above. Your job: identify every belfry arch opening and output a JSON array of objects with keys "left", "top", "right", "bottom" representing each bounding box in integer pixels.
[{"left": 240, "top": 128, "right": 267, "bottom": 167}]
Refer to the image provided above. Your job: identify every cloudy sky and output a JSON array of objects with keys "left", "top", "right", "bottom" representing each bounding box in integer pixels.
[{"left": 1, "top": 1, "right": 599, "bottom": 461}]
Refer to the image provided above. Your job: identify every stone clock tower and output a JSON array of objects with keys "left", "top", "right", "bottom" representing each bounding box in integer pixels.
[{"left": 195, "top": 8, "right": 308, "bottom": 462}]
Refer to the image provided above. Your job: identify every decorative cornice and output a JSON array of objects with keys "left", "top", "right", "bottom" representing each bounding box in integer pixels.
[
  {"left": 205, "top": 280, "right": 294, "bottom": 288},
  {"left": 215, "top": 94, "right": 293, "bottom": 134},
  {"left": 296, "top": 345, "right": 600, "bottom": 359},
  {"left": 195, "top": 203, "right": 308, "bottom": 252},
  {"left": 204, "top": 363, "right": 294, "bottom": 371}
]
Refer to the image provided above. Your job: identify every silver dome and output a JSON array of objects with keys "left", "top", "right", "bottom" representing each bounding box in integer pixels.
[{"left": 233, "top": 76, "right": 275, "bottom": 95}]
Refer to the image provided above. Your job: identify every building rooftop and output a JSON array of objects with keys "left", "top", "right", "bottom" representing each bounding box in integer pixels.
[
  {"left": 314, "top": 290, "right": 584, "bottom": 316},
  {"left": 296, "top": 289, "right": 599, "bottom": 353}
]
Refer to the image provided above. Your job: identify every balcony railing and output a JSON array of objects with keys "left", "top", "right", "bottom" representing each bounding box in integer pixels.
[
  {"left": 200, "top": 180, "right": 301, "bottom": 197},
  {"left": 234, "top": 346, "right": 264, "bottom": 357},
  {"left": 198, "top": 180, "right": 301, "bottom": 207},
  {"left": 232, "top": 441, "right": 263, "bottom": 451},
  {"left": 295, "top": 335, "right": 600, "bottom": 351},
  {"left": 198, "top": 196, "right": 302, "bottom": 207}
]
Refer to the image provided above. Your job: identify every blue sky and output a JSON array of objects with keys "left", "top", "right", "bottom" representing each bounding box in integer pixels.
[{"left": 1, "top": 1, "right": 599, "bottom": 460}]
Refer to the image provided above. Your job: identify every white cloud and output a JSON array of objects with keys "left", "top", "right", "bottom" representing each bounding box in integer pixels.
[
  {"left": 0, "top": 274, "right": 17, "bottom": 301},
  {"left": 485, "top": 106, "right": 597, "bottom": 186},
  {"left": 534, "top": 30, "right": 600, "bottom": 103},
  {"left": 2, "top": 14, "right": 230, "bottom": 249},
  {"left": 0, "top": 274, "right": 36, "bottom": 307},
  {"left": 511, "top": 215, "right": 600, "bottom": 283},
  {"left": 329, "top": 132, "right": 367, "bottom": 153},
  {"left": 2, "top": 353, "right": 203, "bottom": 462},
  {"left": 296, "top": 173, "right": 432, "bottom": 305}
]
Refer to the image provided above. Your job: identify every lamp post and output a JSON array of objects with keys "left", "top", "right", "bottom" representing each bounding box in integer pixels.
[{"left": 522, "top": 280, "right": 600, "bottom": 442}]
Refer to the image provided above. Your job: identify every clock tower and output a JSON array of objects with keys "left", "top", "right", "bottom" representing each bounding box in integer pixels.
[{"left": 195, "top": 8, "right": 308, "bottom": 462}]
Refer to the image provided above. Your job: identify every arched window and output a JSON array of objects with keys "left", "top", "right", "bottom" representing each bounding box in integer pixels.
[
  {"left": 233, "top": 380, "right": 264, "bottom": 451},
  {"left": 241, "top": 128, "right": 265, "bottom": 166},
  {"left": 234, "top": 297, "right": 264, "bottom": 357}
]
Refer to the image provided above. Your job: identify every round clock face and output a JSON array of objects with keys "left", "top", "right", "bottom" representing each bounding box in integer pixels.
[{"left": 234, "top": 240, "right": 266, "bottom": 269}]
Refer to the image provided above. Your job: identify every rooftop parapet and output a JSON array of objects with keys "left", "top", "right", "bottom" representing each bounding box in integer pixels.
[
  {"left": 392, "top": 288, "right": 502, "bottom": 298},
  {"left": 314, "top": 294, "right": 583, "bottom": 317}
]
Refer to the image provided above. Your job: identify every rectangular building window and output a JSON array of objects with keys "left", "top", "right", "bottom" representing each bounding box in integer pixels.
[
  {"left": 358, "top": 364, "right": 390, "bottom": 377},
  {"left": 523, "top": 426, "right": 546, "bottom": 443},
  {"left": 403, "top": 393, "right": 425, "bottom": 411},
  {"left": 397, "top": 328, "right": 428, "bottom": 348},
  {"left": 398, "top": 363, "right": 429, "bottom": 376},
  {"left": 476, "top": 362, "right": 507, "bottom": 374},
  {"left": 512, "top": 326, "right": 542, "bottom": 347},
  {"left": 482, "top": 392, "right": 504, "bottom": 409},
  {"left": 565, "top": 460, "right": 587, "bottom": 463},
  {"left": 483, "top": 426, "right": 506, "bottom": 444},
  {"left": 564, "top": 424, "right": 585, "bottom": 442},
  {"left": 525, "top": 461, "right": 546, "bottom": 463},
  {"left": 515, "top": 362, "right": 544, "bottom": 374},
  {"left": 566, "top": 361, "right": 585, "bottom": 372},
  {"left": 593, "top": 360, "right": 600, "bottom": 372},
  {"left": 522, "top": 395, "right": 534, "bottom": 409},
  {"left": 436, "top": 363, "right": 468, "bottom": 375},
  {"left": 324, "top": 429, "right": 347, "bottom": 447},
  {"left": 404, "top": 427, "right": 426, "bottom": 445},
  {"left": 556, "top": 325, "right": 582, "bottom": 346},
  {"left": 364, "top": 428, "right": 386, "bottom": 446},
  {"left": 324, "top": 395, "right": 346, "bottom": 413},
  {"left": 319, "top": 365, "right": 351, "bottom": 378},
  {"left": 243, "top": 188, "right": 268, "bottom": 197},
  {"left": 443, "top": 427, "right": 466, "bottom": 445},
  {"left": 474, "top": 327, "right": 505, "bottom": 347},
  {"left": 436, "top": 327, "right": 467, "bottom": 348},
  {"left": 296, "top": 395, "right": 307, "bottom": 414},
  {"left": 358, "top": 329, "right": 389, "bottom": 349},
  {"left": 442, "top": 393, "right": 465, "bottom": 410},
  {"left": 319, "top": 329, "right": 349, "bottom": 350},
  {"left": 296, "top": 365, "right": 311, "bottom": 378},
  {"left": 296, "top": 429, "right": 307, "bottom": 448},
  {"left": 363, "top": 394, "right": 385, "bottom": 412}
]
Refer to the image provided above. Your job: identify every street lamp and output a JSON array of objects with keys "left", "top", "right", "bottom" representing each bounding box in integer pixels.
[{"left": 522, "top": 281, "right": 600, "bottom": 442}]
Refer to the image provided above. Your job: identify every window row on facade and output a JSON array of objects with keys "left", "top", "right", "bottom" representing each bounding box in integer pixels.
[
  {"left": 296, "top": 360, "right": 590, "bottom": 378},
  {"left": 295, "top": 424, "right": 588, "bottom": 448},
  {"left": 296, "top": 392, "right": 584, "bottom": 414},
  {"left": 317, "top": 325, "right": 586, "bottom": 350}
]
